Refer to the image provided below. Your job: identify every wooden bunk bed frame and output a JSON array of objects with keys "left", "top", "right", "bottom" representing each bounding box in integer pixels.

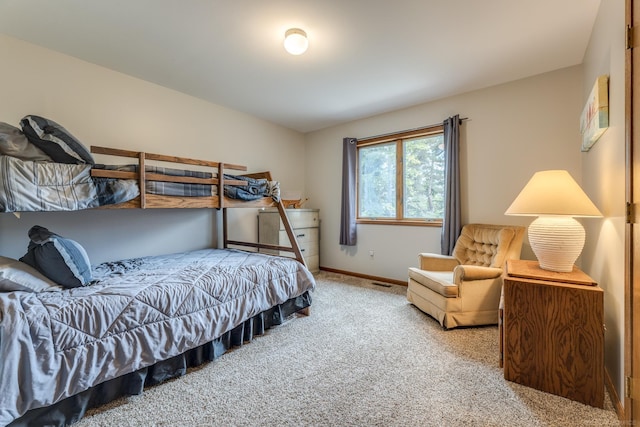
[{"left": 89, "top": 145, "right": 308, "bottom": 271}]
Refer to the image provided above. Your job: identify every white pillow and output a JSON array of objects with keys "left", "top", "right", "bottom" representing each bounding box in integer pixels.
[
  {"left": 0, "top": 122, "right": 52, "bottom": 162},
  {"left": 0, "top": 256, "right": 62, "bottom": 292}
]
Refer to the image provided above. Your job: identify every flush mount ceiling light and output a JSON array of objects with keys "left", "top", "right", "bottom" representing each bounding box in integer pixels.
[{"left": 284, "top": 28, "right": 308, "bottom": 55}]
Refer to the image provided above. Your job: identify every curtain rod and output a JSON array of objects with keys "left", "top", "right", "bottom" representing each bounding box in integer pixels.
[{"left": 360, "top": 117, "right": 468, "bottom": 142}]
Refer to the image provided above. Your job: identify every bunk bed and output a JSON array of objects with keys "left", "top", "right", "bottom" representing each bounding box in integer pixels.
[
  {"left": 87, "top": 145, "right": 308, "bottom": 265},
  {"left": 0, "top": 123, "right": 316, "bottom": 427}
]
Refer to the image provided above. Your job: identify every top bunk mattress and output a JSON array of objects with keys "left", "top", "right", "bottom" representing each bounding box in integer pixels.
[{"left": 0, "top": 248, "right": 316, "bottom": 426}]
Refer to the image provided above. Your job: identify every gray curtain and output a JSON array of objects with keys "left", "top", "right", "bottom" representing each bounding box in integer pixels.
[
  {"left": 441, "top": 115, "right": 461, "bottom": 255},
  {"left": 340, "top": 137, "right": 357, "bottom": 246}
]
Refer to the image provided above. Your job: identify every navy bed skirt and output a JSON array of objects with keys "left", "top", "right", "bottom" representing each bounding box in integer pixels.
[{"left": 9, "top": 292, "right": 312, "bottom": 427}]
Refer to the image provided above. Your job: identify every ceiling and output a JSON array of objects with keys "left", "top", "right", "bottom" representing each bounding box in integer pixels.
[{"left": 0, "top": 0, "right": 601, "bottom": 133}]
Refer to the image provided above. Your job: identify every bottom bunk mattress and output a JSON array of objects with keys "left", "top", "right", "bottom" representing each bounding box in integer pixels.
[{"left": 0, "top": 248, "right": 316, "bottom": 426}]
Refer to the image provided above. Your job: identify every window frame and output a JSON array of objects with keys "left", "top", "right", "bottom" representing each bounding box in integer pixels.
[{"left": 356, "top": 125, "right": 444, "bottom": 227}]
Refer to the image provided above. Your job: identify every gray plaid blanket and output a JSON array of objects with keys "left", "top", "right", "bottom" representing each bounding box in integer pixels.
[{"left": 94, "top": 164, "right": 214, "bottom": 197}]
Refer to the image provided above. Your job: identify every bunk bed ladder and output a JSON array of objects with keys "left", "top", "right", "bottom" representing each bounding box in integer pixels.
[{"left": 222, "top": 172, "right": 307, "bottom": 270}]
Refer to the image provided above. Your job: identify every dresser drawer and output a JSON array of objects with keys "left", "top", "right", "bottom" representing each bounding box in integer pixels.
[
  {"left": 278, "top": 227, "right": 318, "bottom": 245},
  {"left": 280, "top": 210, "right": 319, "bottom": 229},
  {"left": 297, "top": 239, "right": 319, "bottom": 257},
  {"left": 278, "top": 239, "right": 318, "bottom": 257}
]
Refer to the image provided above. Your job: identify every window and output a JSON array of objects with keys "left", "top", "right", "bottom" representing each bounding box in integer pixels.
[{"left": 357, "top": 125, "right": 444, "bottom": 226}]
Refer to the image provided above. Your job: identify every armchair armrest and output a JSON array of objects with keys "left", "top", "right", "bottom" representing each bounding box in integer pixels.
[
  {"left": 418, "top": 253, "right": 460, "bottom": 271},
  {"left": 453, "top": 265, "right": 503, "bottom": 283}
]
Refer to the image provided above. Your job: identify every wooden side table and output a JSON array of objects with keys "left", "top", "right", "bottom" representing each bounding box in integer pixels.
[{"left": 501, "top": 259, "right": 604, "bottom": 408}]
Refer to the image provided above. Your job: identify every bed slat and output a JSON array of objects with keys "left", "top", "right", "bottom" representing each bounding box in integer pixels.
[{"left": 91, "top": 145, "right": 247, "bottom": 171}]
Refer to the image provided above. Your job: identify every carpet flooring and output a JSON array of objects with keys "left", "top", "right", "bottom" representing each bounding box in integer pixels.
[{"left": 75, "top": 272, "right": 620, "bottom": 426}]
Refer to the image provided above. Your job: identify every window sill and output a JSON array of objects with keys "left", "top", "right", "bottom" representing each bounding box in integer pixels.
[{"left": 356, "top": 219, "right": 442, "bottom": 227}]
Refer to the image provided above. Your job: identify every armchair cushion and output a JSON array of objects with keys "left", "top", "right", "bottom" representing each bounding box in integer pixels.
[
  {"left": 408, "top": 267, "right": 458, "bottom": 297},
  {"left": 452, "top": 225, "right": 515, "bottom": 267}
]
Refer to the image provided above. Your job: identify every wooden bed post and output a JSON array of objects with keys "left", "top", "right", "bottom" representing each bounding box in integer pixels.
[
  {"left": 138, "top": 152, "right": 146, "bottom": 208},
  {"left": 219, "top": 163, "right": 228, "bottom": 249},
  {"left": 222, "top": 208, "right": 229, "bottom": 249},
  {"left": 218, "top": 163, "right": 225, "bottom": 210}
]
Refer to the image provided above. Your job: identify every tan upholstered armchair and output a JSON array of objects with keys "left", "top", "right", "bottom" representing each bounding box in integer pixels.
[{"left": 407, "top": 223, "right": 525, "bottom": 329}]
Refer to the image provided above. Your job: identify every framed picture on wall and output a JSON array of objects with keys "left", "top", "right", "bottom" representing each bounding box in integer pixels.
[{"left": 580, "top": 75, "right": 609, "bottom": 152}]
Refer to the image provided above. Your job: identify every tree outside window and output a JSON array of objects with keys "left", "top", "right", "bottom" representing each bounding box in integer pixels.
[{"left": 357, "top": 126, "right": 444, "bottom": 226}]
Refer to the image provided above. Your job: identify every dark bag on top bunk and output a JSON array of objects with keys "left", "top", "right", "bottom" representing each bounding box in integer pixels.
[{"left": 223, "top": 174, "right": 280, "bottom": 201}]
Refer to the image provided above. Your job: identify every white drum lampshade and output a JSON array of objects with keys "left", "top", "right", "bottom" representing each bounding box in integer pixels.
[{"left": 505, "top": 170, "right": 602, "bottom": 272}]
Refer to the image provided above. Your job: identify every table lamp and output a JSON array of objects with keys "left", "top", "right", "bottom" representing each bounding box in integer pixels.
[{"left": 505, "top": 170, "right": 602, "bottom": 272}]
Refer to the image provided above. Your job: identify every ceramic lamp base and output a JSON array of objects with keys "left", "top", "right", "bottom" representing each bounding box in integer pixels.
[{"left": 528, "top": 216, "right": 585, "bottom": 272}]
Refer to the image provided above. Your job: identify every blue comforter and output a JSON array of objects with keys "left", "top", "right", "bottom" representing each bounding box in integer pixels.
[{"left": 0, "top": 248, "right": 315, "bottom": 426}]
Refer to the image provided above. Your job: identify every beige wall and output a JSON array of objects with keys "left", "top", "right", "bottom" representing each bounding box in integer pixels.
[
  {"left": 305, "top": 66, "right": 583, "bottom": 281},
  {"left": 0, "top": 34, "right": 306, "bottom": 263},
  {"left": 580, "top": 0, "right": 626, "bottom": 406}
]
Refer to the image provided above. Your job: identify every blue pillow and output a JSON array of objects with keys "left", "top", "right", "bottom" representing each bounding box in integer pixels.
[
  {"left": 20, "top": 115, "right": 95, "bottom": 165},
  {"left": 20, "top": 225, "right": 92, "bottom": 288}
]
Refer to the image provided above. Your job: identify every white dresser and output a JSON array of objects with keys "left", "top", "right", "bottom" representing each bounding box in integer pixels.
[{"left": 258, "top": 208, "right": 320, "bottom": 273}]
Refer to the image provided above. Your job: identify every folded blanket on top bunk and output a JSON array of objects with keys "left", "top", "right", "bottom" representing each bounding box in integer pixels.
[
  {"left": 223, "top": 173, "right": 280, "bottom": 201},
  {"left": 0, "top": 248, "right": 316, "bottom": 426},
  {"left": 0, "top": 117, "right": 139, "bottom": 212},
  {"left": 0, "top": 155, "right": 139, "bottom": 212}
]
